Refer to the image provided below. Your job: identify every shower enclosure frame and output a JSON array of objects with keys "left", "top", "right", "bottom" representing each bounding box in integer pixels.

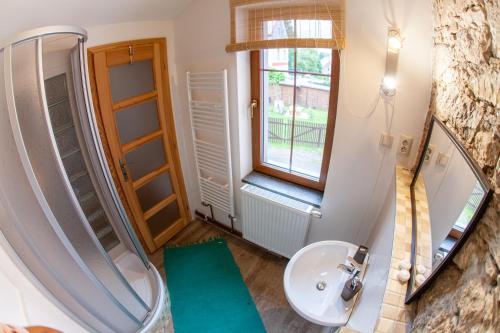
[{"left": 0, "top": 25, "right": 165, "bottom": 332}]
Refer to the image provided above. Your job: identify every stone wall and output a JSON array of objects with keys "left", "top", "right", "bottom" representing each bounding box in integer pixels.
[{"left": 412, "top": 0, "right": 499, "bottom": 332}]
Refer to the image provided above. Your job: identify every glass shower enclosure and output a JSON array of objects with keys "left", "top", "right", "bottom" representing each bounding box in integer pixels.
[{"left": 0, "top": 26, "right": 164, "bottom": 332}]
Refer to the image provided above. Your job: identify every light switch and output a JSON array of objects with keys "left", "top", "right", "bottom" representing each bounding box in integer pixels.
[
  {"left": 379, "top": 132, "right": 394, "bottom": 147},
  {"left": 436, "top": 152, "right": 450, "bottom": 167}
]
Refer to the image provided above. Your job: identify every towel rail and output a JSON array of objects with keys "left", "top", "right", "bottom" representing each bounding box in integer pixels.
[{"left": 187, "top": 70, "right": 234, "bottom": 219}]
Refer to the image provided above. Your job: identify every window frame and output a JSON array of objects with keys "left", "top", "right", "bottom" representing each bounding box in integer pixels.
[{"left": 250, "top": 49, "right": 340, "bottom": 192}]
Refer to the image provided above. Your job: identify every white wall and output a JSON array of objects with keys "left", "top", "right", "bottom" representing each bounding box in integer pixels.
[{"left": 172, "top": 0, "right": 433, "bottom": 244}]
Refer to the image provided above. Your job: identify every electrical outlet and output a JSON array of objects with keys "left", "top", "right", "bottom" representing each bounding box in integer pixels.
[
  {"left": 424, "top": 144, "right": 435, "bottom": 162},
  {"left": 379, "top": 132, "right": 394, "bottom": 147},
  {"left": 398, "top": 135, "right": 413, "bottom": 155},
  {"left": 436, "top": 152, "right": 450, "bottom": 167}
]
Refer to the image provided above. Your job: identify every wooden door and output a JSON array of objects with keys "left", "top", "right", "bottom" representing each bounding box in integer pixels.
[{"left": 88, "top": 39, "right": 189, "bottom": 253}]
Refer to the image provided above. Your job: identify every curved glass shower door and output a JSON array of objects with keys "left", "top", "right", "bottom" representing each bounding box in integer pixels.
[{"left": 0, "top": 27, "right": 162, "bottom": 333}]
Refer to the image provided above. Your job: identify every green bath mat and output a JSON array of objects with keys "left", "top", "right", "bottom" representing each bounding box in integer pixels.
[{"left": 164, "top": 238, "right": 266, "bottom": 333}]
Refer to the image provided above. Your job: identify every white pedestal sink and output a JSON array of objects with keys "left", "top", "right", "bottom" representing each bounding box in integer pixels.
[{"left": 284, "top": 241, "right": 368, "bottom": 330}]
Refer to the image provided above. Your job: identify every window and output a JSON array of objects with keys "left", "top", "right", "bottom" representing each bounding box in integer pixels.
[
  {"left": 251, "top": 48, "right": 339, "bottom": 191},
  {"left": 263, "top": 20, "right": 333, "bottom": 40}
]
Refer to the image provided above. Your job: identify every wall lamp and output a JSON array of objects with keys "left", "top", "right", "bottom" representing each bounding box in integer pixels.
[{"left": 381, "top": 28, "right": 402, "bottom": 97}]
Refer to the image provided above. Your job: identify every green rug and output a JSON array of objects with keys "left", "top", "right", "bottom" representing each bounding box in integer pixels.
[{"left": 164, "top": 238, "right": 266, "bottom": 333}]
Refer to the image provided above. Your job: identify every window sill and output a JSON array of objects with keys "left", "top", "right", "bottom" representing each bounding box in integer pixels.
[{"left": 242, "top": 171, "right": 323, "bottom": 208}]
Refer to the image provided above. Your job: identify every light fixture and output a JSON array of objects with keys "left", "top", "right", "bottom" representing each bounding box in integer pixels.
[
  {"left": 388, "top": 29, "right": 402, "bottom": 53},
  {"left": 381, "top": 76, "right": 397, "bottom": 96},
  {"left": 380, "top": 28, "right": 402, "bottom": 97}
]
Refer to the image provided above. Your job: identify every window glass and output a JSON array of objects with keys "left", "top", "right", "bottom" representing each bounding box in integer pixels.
[
  {"left": 296, "top": 20, "right": 332, "bottom": 39},
  {"left": 261, "top": 70, "right": 294, "bottom": 170},
  {"left": 262, "top": 48, "right": 295, "bottom": 71},
  {"left": 264, "top": 20, "right": 295, "bottom": 40},
  {"left": 260, "top": 48, "right": 333, "bottom": 180},
  {"left": 291, "top": 73, "right": 331, "bottom": 178},
  {"left": 296, "top": 48, "right": 332, "bottom": 75},
  {"left": 263, "top": 20, "right": 332, "bottom": 40}
]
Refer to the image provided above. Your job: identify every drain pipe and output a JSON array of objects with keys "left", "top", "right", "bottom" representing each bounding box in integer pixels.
[
  {"left": 228, "top": 214, "right": 236, "bottom": 233},
  {"left": 201, "top": 201, "right": 214, "bottom": 221},
  {"left": 195, "top": 209, "right": 242, "bottom": 237},
  {"left": 200, "top": 201, "right": 236, "bottom": 234}
]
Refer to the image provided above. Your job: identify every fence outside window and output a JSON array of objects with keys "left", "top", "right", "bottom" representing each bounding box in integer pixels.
[{"left": 268, "top": 118, "right": 327, "bottom": 148}]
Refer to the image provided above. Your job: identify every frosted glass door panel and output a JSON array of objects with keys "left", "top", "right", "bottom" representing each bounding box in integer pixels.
[
  {"left": 44, "top": 72, "right": 120, "bottom": 252},
  {"left": 116, "top": 99, "right": 160, "bottom": 144},
  {"left": 125, "top": 138, "right": 166, "bottom": 180},
  {"left": 49, "top": 99, "right": 73, "bottom": 128},
  {"left": 136, "top": 172, "right": 174, "bottom": 212},
  {"left": 45, "top": 73, "right": 68, "bottom": 104},
  {"left": 148, "top": 201, "right": 181, "bottom": 237},
  {"left": 109, "top": 60, "right": 154, "bottom": 102}
]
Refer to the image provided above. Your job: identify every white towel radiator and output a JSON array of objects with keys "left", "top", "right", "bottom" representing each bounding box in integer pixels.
[{"left": 187, "top": 70, "right": 234, "bottom": 218}]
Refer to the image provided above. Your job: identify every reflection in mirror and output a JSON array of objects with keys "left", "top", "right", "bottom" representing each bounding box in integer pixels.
[{"left": 407, "top": 118, "right": 490, "bottom": 300}]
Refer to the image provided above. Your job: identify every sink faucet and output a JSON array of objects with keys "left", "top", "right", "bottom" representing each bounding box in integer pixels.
[
  {"left": 337, "top": 262, "right": 363, "bottom": 301},
  {"left": 337, "top": 245, "right": 369, "bottom": 276},
  {"left": 337, "top": 255, "right": 362, "bottom": 275},
  {"left": 338, "top": 245, "right": 369, "bottom": 301},
  {"left": 337, "top": 263, "right": 360, "bottom": 275}
]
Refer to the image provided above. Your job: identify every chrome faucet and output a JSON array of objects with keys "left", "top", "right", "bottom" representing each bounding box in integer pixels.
[
  {"left": 338, "top": 250, "right": 368, "bottom": 301},
  {"left": 337, "top": 263, "right": 360, "bottom": 275},
  {"left": 338, "top": 261, "right": 363, "bottom": 301},
  {"left": 337, "top": 256, "right": 362, "bottom": 276}
]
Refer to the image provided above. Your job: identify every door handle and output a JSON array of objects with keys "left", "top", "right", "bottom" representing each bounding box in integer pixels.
[
  {"left": 119, "top": 159, "right": 129, "bottom": 182},
  {"left": 250, "top": 99, "right": 258, "bottom": 118}
]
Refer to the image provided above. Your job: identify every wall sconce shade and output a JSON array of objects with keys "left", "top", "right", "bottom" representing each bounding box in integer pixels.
[
  {"left": 388, "top": 29, "right": 402, "bottom": 53},
  {"left": 381, "top": 28, "right": 402, "bottom": 96},
  {"left": 381, "top": 76, "right": 397, "bottom": 96}
]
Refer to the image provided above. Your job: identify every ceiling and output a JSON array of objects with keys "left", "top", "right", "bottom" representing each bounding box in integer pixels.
[{"left": 0, "top": 0, "right": 192, "bottom": 40}]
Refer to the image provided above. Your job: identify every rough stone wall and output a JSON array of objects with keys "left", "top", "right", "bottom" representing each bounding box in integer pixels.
[{"left": 412, "top": 0, "right": 500, "bottom": 332}]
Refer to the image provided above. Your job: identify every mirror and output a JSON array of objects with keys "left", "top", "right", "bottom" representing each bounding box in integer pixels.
[{"left": 406, "top": 116, "right": 492, "bottom": 303}]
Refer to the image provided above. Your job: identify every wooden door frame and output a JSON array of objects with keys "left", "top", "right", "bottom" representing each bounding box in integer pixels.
[{"left": 87, "top": 38, "right": 191, "bottom": 253}]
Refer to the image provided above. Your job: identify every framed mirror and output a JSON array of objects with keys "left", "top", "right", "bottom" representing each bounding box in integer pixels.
[{"left": 405, "top": 115, "right": 493, "bottom": 303}]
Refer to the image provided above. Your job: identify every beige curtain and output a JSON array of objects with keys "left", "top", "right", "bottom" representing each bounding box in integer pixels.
[{"left": 226, "top": 0, "right": 345, "bottom": 52}]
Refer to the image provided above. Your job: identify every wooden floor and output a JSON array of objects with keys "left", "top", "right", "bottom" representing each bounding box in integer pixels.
[{"left": 148, "top": 219, "right": 323, "bottom": 333}]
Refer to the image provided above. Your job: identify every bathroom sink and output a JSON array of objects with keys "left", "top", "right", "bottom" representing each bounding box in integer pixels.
[{"left": 283, "top": 241, "right": 368, "bottom": 327}]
